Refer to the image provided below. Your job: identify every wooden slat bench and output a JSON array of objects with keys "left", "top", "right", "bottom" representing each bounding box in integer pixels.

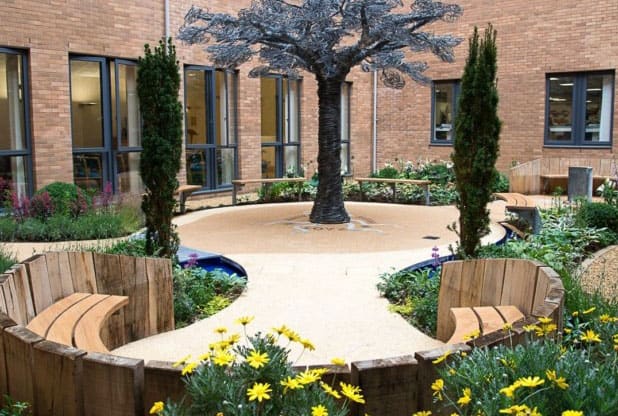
[
  {"left": 231, "top": 177, "right": 306, "bottom": 205},
  {"left": 175, "top": 184, "right": 202, "bottom": 214},
  {"left": 355, "top": 177, "right": 432, "bottom": 205},
  {"left": 26, "top": 292, "right": 128, "bottom": 353},
  {"left": 447, "top": 305, "right": 524, "bottom": 344},
  {"left": 493, "top": 192, "right": 542, "bottom": 235}
]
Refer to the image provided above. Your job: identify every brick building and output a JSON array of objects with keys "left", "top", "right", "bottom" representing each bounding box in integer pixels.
[{"left": 0, "top": 0, "right": 615, "bottom": 199}]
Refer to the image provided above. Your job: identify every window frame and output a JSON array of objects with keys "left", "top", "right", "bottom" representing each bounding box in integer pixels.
[
  {"left": 183, "top": 65, "right": 238, "bottom": 191},
  {"left": 260, "top": 75, "right": 301, "bottom": 178},
  {"left": 0, "top": 47, "right": 33, "bottom": 196},
  {"left": 544, "top": 71, "right": 615, "bottom": 148},
  {"left": 430, "top": 79, "right": 460, "bottom": 145}
]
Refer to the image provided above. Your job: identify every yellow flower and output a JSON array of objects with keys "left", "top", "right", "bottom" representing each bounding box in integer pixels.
[
  {"left": 149, "top": 401, "right": 164, "bottom": 414},
  {"left": 562, "top": 411, "right": 583, "bottom": 416},
  {"left": 226, "top": 333, "right": 241, "bottom": 345},
  {"left": 463, "top": 329, "right": 481, "bottom": 341},
  {"left": 235, "top": 315, "right": 254, "bottom": 326},
  {"left": 300, "top": 338, "right": 316, "bottom": 351},
  {"left": 330, "top": 357, "right": 346, "bottom": 366},
  {"left": 499, "top": 381, "right": 522, "bottom": 398},
  {"left": 212, "top": 350, "right": 235, "bottom": 366},
  {"left": 214, "top": 326, "right": 228, "bottom": 334},
  {"left": 281, "top": 376, "right": 302, "bottom": 392},
  {"left": 247, "top": 382, "right": 272, "bottom": 402},
  {"left": 523, "top": 324, "right": 541, "bottom": 333},
  {"left": 284, "top": 328, "right": 301, "bottom": 342},
  {"left": 583, "top": 307, "right": 596, "bottom": 315},
  {"left": 448, "top": 368, "right": 457, "bottom": 375},
  {"left": 432, "top": 350, "right": 451, "bottom": 364},
  {"left": 516, "top": 376, "right": 545, "bottom": 388},
  {"left": 538, "top": 316, "right": 553, "bottom": 324},
  {"left": 412, "top": 412, "right": 432, "bottom": 416},
  {"left": 457, "top": 387, "right": 472, "bottom": 406},
  {"left": 499, "top": 404, "right": 529, "bottom": 414},
  {"left": 502, "top": 322, "right": 513, "bottom": 331},
  {"left": 546, "top": 369, "right": 569, "bottom": 389},
  {"left": 580, "top": 329, "right": 601, "bottom": 343},
  {"left": 311, "top": 368, "right": 329, "bottom": 377},
  {"left": 600, "top": 314, "right": 612, "bottom": 323},
  {"left": 172, "top": 354, "right": 191, "bottom": 368},
  {"left": 339, "top": 382, "right": 365, "bottom": 404},
  {"left": 246, "top": 350, "right": 270, "bottom": 369},
  {"left": 216, "top": 413, "right": 223, "bottom": 416},
  {"left": 181, "top": 362, "right": 198, "bottom": 376},
  {"left": 296, "top": 370, "right": 321, "bottom": 385},
  {"left": 311, "top": 404, "right": 328, "bottom": 416},
  {"left": 198, "top": 352, "right": 211, "bottom": 362},
  {"left": 572, "top": 311, "right": 579, "bottom": 317},
  {"left": 320, "top": 381, "right": 341, "bottom": 399},
  {"left": 431, "top": 378, "right": 444, "bottom": 401}
]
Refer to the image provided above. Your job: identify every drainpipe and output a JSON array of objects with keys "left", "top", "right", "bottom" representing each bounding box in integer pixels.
[
  {"left": 372, "top": 70, "right": 378, "bottom": 173},
  {"left": 165, "top": 0, "right": 170, "bottom": 40}
]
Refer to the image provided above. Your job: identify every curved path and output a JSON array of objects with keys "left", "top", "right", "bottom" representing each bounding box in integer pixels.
[{"left": 114, "top": 201, "right": 507, "bottom": 365}]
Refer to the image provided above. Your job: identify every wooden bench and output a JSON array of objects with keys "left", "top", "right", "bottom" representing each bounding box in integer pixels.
[
  {"left": 231, "top": 177, "right": 306, "bottom": 205},
  {"left": 355, "top": 177, "right": 432, "bottom": 205},
  {"left": 493, "top": 192, "right": 542, "bottom": 235},
  {"left": 437, "top": 258, "right": 564, "bottom": 345},
  {"left": 26, "top": 293, "right": 128, "bottom": 353},
  {"left": 175, "top": 184, "right": 202, "bottom": 214},
  {"left": 446, "top": 305, "right": 524, "bottom": 344}
]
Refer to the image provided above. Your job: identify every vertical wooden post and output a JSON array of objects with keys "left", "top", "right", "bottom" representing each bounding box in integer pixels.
[
  {"left": 0, "top": 314, "right": 17, "bottom": 406},
  {"left": 143, "top": 361, "right": 185, "bottom": 415},
  {"left": 4, "top": 326, "right": 44, "bottom": 406}
]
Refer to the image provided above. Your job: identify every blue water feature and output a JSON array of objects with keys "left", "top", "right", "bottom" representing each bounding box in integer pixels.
[{"left": 177, "top": 247, "right": 247, "bottom": 278}]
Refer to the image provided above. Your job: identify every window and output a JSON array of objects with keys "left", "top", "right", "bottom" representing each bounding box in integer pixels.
[
  {"left": 70, "top": 56, "right": 143, "bottom": 193},
  {"left": 340, "top": 82, "right": 351, "bottom": 175},
  {"left": 184, "top": 67, "right": 237, "bottom": 190},
  {"left": 0, "top": 48, "right": 32, "bottom": 198},
  {"left": 260, "top": 76, "right": 300, "bottom": 178},
  {"left": 431, "top": 80, "right": 460, "bottom": 144},
  {"left": 546, "top": 72, "right": 614, "bottom": 146}
]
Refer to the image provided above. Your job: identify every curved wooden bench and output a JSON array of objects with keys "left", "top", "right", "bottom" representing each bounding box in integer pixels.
[
  {"left": 493, "top": 192, "right": 542, "bottom": 235},
  {"left": 26, "top": 293, "right": 128, "bottom": 353},
  {"left": 437, "top": 258, "right": 564, "bottom": 345}
]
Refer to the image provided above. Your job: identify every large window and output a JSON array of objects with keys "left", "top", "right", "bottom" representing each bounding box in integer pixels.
[
  {"left": 546, "top": 72, "right": 614, "bottom": 146},
  {"left": 431, "top": 80, "right": 460, "bottom": 144},
  {"left": 260, "top": 76, "right": 300, "bottom": 178},
  {"left": 0, "top": 48, "right": 31, "bottom": 198},
  {"left": 184, "top": 67, "right": 237, "bottom": 190},
  {"left": 70, "top": 56, "right": 142, "bottom": 193},
  {"left": 340, "top": 82, "right": 351, "bottom": 175}
]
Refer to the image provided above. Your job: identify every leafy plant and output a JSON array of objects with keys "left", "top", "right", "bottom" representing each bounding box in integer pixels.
[
  {"left": 0, "top": 396, "right": 29, "bottom": 416},
  {"left": 36, "top": 181, "right": 91, "bottom": 217},
  {"left": 452, "top": 24, "right": 501, "bottom": 257},
  {"left": 152, "top": 322, "right": 359, "bottom": 416},
  {"left": 575, "top": 202, "right": 618, "bottom": 233},
  {"left": 0, "top": 246, "right": 16, "bottom": 274},
  {"left": 137, "top": 38, "right": 182, "bottom": 258}
]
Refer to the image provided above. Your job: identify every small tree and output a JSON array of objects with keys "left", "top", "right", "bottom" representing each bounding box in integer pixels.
[
  {"left": 179, "top": 0, "right": 462, "bottom": 224},
  {"left": 452, "top": 24, "right": 501, "bottom": 257},
  {"left": 137, "top": 38, "right": 183, "bottom": 258}
]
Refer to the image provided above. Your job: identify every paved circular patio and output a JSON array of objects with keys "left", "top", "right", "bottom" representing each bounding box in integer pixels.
[{"left": 113, "top": 201, "right": 507, "bottom": 365}]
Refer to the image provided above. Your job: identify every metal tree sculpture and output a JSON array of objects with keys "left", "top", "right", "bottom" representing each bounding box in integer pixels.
[{"left": 179, "top": 0, "right": 462, "bottom": 224}]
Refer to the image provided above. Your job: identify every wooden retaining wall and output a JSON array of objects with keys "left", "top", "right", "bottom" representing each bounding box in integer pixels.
[{"left": 0, "top": 254, "right": 563, "bottom": 415}]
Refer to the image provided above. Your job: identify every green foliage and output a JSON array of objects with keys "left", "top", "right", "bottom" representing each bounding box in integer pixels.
[
  {"left": 137, "top": 38, "right": 182, "bottom": 258},
  {"left": 372, "top": 163, "right": 399, "bottom": 179},
  {"left": 0, "top": 246, "right": 16, "bottom": 274},
  {"left": 0, "top": 396, "right": 29, "bottom": 416},
  {"left": 434, "top": 311, "right": 618, "bottom": 416},
  {"left": 575, "top": 202, "right": 618, "bottom": 233},
  {"left": 597, "top": 178, "right": 618, "bottom": 205},
  {"left": 173, "top": 265, "right": 246, "bottom": 328},
  {"left": 452, "top": 24, "right": 501, "bottom": 257},
  {"left": 377, "top": 267, "right": 441, "bottom": 336},
  {"left": 159, "top": 330, "right": 352, "bottom": 416},
  {"left": 100, "top": 237, "right": 150, "bottom": 257},
  {"left": 491, "top": 171, "right": 510, "bottom": 193},
  {"left": 36, "top": 182, "right": 91, "bottom": 216}
]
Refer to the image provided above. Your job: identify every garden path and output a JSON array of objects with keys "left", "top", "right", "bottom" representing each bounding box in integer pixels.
[{"left": 114, "top": 201, "right": 507, "bottom": 366}]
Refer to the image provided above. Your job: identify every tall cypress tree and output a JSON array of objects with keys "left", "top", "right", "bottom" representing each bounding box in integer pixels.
[
  {"left": 137, "top": 38, "right": 183, "bottom": 258},
  {"left": 452, "top": 24, "right": 501, "bottom": 257}
]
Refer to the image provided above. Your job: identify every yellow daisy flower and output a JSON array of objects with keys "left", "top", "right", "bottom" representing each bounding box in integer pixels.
[
  {"left": 339, "top": 382, "right": 365, "bottom": 404},
  {"left": 320, "top": 381, "right": 341, "bottom": 399},
  {"left": 247, "top": 382, "right": 272, "bottom": 402},
  {"left": 214, "top": 326, "right": 228, "bottom": 334},
  {"left": 580, "top": 329, "right": 601, "bottom": 343},
  {"left": 432, "top": 350, "right": 450, "bottom": 364},
  {"left": 300, "top": 338, "right": 316, "bottom": 351},
  {"left": 561, "top": 411, "right": 583, "bottom": 416},
  {"left": 149, "top": 401, "right": 164, "bottom": 414},
  {"left": 212, "top": 350, "right": 235, "bottom": 366},
  {"left": 457, "top": 387, "right": 472, "bottom": 406},
  {"left": 280, "top": 376, "right": 302, "bottom": 392},
  {"left": 330, "top": 357, "right": 346, "bottom": 366},
  {"left": 311, "top": 404, "right": 328, "bottom": 416},
  {"left": 172, "top": 354, "right": 191, "bottom": 368},
  {"left": 181, "top": 362, "right": 198, "bottom": 376},
  {"left": 246, "top": 350, "right": 270, "bottom": 369},
  {"left": 583, "top": 307, "right": 596, "bottom": 315},
  {"left": 431, "top": 378, "right": 444, "bottom": 401},
  {"left": 412, "top": 412, "right": 432, "bottom": 416},
  {"left": 516, "top": 376, "right": 545, "bottom": 388},
  {"left": 235, "top": 315, "right": 254, "bottom": 326}
]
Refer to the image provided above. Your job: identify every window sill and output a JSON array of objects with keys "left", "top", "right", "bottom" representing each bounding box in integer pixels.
[
  {"left": 543, "top": 144, "right": 612, "bottom": 149},
  {"left": 429, "top": 142, "right": 454, "bottom": 147}
]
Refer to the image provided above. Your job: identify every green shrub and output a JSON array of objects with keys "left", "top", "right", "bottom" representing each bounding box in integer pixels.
[
  {"left": 0, "top": 246, "right": 16, "bottom": 274},
  {"left": 431, "top": 311, "right": 618, "bottom": 416},
  {"left": 377, "top": 267, "right": 441, "bottom": 336},
  {"left": 157, "top": 324, "right": 356, "bottom": 416},
  {"left": 173, "top": 265, "right": 246, "bottom": 327},
  {"left": 102, "top": 238, "right": 150, "bottom": 257},
  {"left": 0, "top": 396, "right": 29, "bottom": 416},
  {"left": 36, "top": 182, "right": 91, "bottom": 216},
  {"left": 575, "top": 202, "right": 618, "bottom": 233},
  {"left": 491, "top": 171, "right": 510, "bottom": 192},
  {"left": 372, "top": 163, "right": 399, "bottom": 179}
]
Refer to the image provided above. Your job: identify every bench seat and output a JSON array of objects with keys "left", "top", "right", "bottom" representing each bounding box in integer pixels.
[
  {"left": 175, "top": 184, "right": 202, "bottom": 214},
  {"left": 26, "top": 292, "right": 128, "bottom": 353},
  {"left": 447, "top": 305, "right": 524, "bottom": 344},
  {"left": 493, "top": 192, "right": 542, "bottom": 235}
]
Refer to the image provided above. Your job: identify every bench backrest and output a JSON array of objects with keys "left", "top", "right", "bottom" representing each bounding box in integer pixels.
[
  {"left": 436, "top": 258, "right": 563, "bottom": 342},
  {"left": 0, "top": 251, "right": 174, "bottom": 349},
  {"left": 510, "top": 157, "right": 616, "bottom": 194}
]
